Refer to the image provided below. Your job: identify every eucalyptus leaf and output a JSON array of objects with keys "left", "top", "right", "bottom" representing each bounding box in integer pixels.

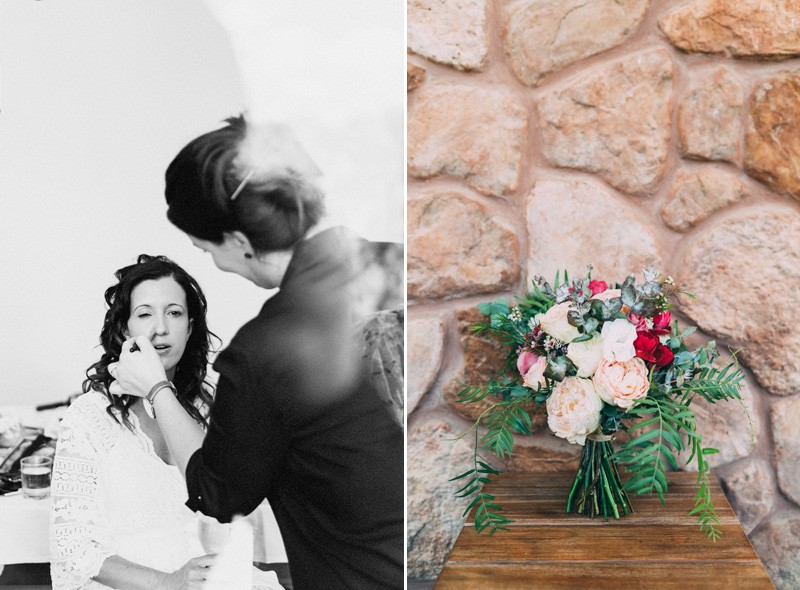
[
  {"left": 642, "top": 281, "right": 662, "bottom": 297},
  {"left": 590, "top": 299, "right": 608, "bottom": 319},
  {"left": 544, "top": 355, "right": 576, "bottom": 382},
  {"left": 567, "top": 310, "right": 584, "bottom": 327},
  {"left": 584, "top": 317, "right": 599, "bottom": 334},
  {"left": 605, "top": 297, "right": 623, "bottom": 316},
  {"left": 632, "top": 299, "right": 655, "bottom": 316},
  {"left": 621, "top": 285, "right": 636, "bottom": 306}
]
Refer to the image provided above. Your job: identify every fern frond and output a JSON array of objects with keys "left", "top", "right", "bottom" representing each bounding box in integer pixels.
[{"left": 451, "top": 429, "right": 510, "bottom": 535}]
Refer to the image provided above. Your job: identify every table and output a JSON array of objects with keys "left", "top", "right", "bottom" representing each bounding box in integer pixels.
[
  {"left": 436, "top": 471, "right": 774, "bottom": 589},
  {"left": 0, "top": 405, "right": 288, "bottom": 570}
]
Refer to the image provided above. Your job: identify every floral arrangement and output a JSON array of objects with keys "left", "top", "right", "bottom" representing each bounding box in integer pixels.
[{"left": 453, "top": 267, "right": 748, "bottom": 540}]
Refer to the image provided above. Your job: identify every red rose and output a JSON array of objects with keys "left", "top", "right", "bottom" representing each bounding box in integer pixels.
[
  {"left": 653, "top": 311, "right": 672, "bottom": 335},
  {"left": 588, "top": 280, "right": 608, "bottom": 296},
  {"left": 654, "top": 344, "right": 674, "bottom": 367},
  {"left": 633, "top": 330, "right": 659, "bottom": 363},
  {"left": 627, "top": 312, "right": 648, "bottom": 332}
]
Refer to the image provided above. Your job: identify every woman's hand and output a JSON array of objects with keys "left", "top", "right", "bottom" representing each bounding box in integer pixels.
[
  {"left": 159, "top": 554, "right": 217, "bottom": 590},
  {"left": 108, "top": 335, "right": 168, "bottom": 398}
]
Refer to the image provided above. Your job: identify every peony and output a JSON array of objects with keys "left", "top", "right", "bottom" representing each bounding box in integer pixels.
[
  {"left": 522, "top": 355, "right": 548, "bottom": 390},
  {"left": 537, "top": 302, "right": 581, "bottom": 343},
  {"left": 546, "top": 377, "right": 603, "bottom": 446},
  {"left": 600, "top": 318, "right": 637, "bottom": 362},
  {"left": 566, "top": 334, "right": 604, "bottom": 378},
  {"left": 593, "top": 357, "right": 649, "bottom": 409}
]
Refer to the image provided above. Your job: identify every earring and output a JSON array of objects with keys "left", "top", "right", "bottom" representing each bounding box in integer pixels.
[{"left": 244, "top": 253, "right": 253, "bottom": 259}]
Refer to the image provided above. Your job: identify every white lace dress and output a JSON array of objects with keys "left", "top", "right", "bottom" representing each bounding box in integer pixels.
[{"left": 49, "top": 390, "right": 205, "bottom": 590}]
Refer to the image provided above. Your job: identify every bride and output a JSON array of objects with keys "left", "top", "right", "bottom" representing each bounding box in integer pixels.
[{"left": 49, "top": 254, "right": 282, "bottom": 590}]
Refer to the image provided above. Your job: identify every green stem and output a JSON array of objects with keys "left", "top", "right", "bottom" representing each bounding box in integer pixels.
[{"left": 567, "top": 437, "right": 632, "bottom": 520}]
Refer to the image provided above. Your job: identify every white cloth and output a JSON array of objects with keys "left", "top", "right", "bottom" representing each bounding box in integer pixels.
[
  {"left": 49, "top": 391, "right": 250, "bottom": 590},
  {"left": 0, "top": 494, "right": 52, "bottom": 564}
]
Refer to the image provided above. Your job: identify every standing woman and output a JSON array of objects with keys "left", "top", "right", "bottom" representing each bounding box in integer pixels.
[{"left": 109, "top": 116, "right": 403, "bottom": 589}]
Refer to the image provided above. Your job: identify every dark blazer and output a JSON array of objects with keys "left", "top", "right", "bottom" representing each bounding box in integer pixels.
[{"left": 185, "top": 227, "right": 404, "bottom": 589}]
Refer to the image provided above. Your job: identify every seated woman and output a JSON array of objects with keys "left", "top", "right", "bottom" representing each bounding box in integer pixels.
[{"left": 49, "top": 254, "right": 282, "bottom": 590}]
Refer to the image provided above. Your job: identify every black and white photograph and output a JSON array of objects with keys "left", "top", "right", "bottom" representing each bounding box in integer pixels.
[{"left": 0, "top": 2, "right": 404, "bottom": 588}]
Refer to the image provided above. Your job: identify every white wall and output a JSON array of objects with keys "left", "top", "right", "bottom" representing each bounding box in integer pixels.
[{"left": 0, "top": 0, "right": 404, "bottom": 406}]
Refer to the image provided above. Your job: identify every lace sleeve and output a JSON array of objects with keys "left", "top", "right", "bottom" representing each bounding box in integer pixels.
[{"left": 49, "top": 398, "right": 114, "bottom": 590}]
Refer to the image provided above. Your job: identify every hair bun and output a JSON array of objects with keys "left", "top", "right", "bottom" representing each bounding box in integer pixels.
[{"left": 233, "top": 121, "right": 322, "bottom": 184}]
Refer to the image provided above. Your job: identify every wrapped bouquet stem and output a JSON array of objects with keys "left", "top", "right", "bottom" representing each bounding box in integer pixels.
[
  {"left": 453, "top": 267, "right": 750, "bottom": 539},
  {"left": 567, "top": 433, "right": 632, "bottom": 520}
]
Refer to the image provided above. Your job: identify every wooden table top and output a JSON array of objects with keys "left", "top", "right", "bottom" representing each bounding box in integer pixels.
[{"left": 436, "top": 471, "right": 774, "bottom": 589}]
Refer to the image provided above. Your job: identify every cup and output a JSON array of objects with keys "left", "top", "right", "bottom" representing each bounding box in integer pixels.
[
  {"left": 198, "top": 513, "right": 231, "bottom": 554},
  {"left": 20, "top": 455, "right": 52, "bottom": 499}
]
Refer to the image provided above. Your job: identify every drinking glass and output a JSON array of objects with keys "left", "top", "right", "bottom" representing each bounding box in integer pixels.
[{"left": 20, "top": 455, "right": 52, "bottom": 499}]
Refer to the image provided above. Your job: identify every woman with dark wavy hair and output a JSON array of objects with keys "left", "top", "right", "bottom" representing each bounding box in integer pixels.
[
  {"left": 83, "top": 254, "right": 215, "bottom": 429},
  {"left": 109, "top": 116, "right": 403, "bottom": 589},
  {"left": 49, "top": 255, "right": 280, "bottom": 590}
]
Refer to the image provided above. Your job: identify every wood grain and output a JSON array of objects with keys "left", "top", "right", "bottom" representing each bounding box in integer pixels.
[
  {"left": 436, "top": 471, "right": 774, "bottom": 589},
  {"left": 437, "top": 562, "right": 774, "bottom": 589}
]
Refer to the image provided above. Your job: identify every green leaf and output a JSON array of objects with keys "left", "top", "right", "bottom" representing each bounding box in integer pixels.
[
  {"left": 477, "top": 300, "right": 510, "bottom": 317},
  {"left": 621, "top": 285, "right": 636, "bottom": 306}
]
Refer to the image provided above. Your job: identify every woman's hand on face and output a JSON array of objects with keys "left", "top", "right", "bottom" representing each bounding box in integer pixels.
[
  {"left": 159, "top": 554, "right": 217, "bottom": 590},
  {"left": 108, "top": 335, "right": 168, "bottom": 398}
]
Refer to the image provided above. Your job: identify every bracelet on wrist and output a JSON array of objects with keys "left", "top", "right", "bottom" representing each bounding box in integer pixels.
[{"left": 144, "top": 380, "right": 176, "bottom": 419}]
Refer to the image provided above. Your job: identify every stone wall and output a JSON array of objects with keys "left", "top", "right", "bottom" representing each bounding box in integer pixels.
[{"left": 407, "top": 1, "right": 800, "bottom": 587}]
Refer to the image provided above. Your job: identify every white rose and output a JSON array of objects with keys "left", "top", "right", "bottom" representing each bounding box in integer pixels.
[
  {"left": 546, "top": 377, "right": 602, "bottom": 446},
  {"left": 566, "top": 334, "right": 604, "bottom": 378},
  {"left": 536, "top": 302, "right": 581, "bottom": 343},
  {"left": 593, "top": 357, "right": 649, "bottom": 409},
  {"left": 600, "top": 318, "right": 637, "bottom": 362}
]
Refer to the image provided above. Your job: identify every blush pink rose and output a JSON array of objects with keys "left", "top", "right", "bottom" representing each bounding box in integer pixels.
[
  {"left": 546, "top": 377, "right": 603, "bottom": 446},
  {"left": 522, "top": 356, "right": 548, "bottom": 390},
  {"left": 592, "top": 357, "right": 649, "bottom": 409},
  {"left": 517, "top": 351, "right": 537, "bottom": 377},
  {"left": 517, "top": 350, "right": 536, "bottom": 377}
]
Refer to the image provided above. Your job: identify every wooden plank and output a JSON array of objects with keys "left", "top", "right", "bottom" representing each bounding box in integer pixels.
[
  {"left": 447, "top": 524, "right": 759, "bottom": 563},
  {"left": 439, "top": 471, "right": 773, "bottom": 588},
  {"left": 466, "top": 470, "right": 739, "bottom": 525},
  {"left": 435, "top": 562, "right": 775, "bottom": 589},
  {"left": 485, "top": 470, "right": 713, "bottom": 493},
  {"left": 463, "top": 491, "right": 739, "bottom": 525}
]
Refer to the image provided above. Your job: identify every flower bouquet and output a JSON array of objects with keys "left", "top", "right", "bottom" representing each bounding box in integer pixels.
[{"left": 452, "top": 267, "right": 748, "bottom": 540}]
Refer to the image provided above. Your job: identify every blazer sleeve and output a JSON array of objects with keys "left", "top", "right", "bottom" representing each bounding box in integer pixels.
[{"left": 185, "top": 345, "right": 288, "bottom": 522}]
